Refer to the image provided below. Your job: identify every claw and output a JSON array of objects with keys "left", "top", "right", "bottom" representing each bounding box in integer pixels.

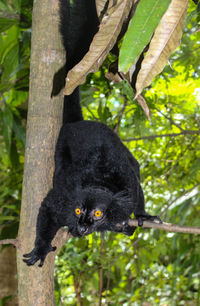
[
  {"left": 137, "top": 217, "right": 143, "bottom": 227},
  {"left": 38, "top": 258, "right": 45, "bottom": 267},
  {"left": 23, "top": 250, "right": 35, "bottom": 258},
  {"left": 136, "top": 214, "right": 162, "bottom": 227},
  {"left": 23, "top": 244, "right": 57, "bottom": 267}
]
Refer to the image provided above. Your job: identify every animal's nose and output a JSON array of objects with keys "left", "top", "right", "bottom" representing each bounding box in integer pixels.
[{"left": 77, "top": 225, "right": 88, "bottom": 235}]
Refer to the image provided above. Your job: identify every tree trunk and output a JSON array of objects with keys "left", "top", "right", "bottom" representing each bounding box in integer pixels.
[{"left": 16, "top": 0, "right": 65, "bottom": 305}]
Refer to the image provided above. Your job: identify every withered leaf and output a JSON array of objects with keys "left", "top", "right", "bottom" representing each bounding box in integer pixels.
[
  {"left": 95, "top": 0, "right": 108, "bottom": 18},
  {"left": 135, "top": 0, "right": 188, "bottom": 98},
  {"left": 64, "top": 0, "right": 132, "bottom": 95},
  {"left": 136, "top": 94, "right": 151, "bottom": 121}
]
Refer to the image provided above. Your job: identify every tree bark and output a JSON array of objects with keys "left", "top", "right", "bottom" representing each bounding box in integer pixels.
[{"left": 16, "top": 0, "right": 65, "bottom": 305}]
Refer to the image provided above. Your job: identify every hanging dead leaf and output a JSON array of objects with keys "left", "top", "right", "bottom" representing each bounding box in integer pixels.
[
  {"left": 64, "top": 0, "right": 132, "bottom": 95},
  {"left": 136, "top": 94, "right": 151, "bottom": 121},
  {"left": 135, "top": 0, "right": 188, "bottom": 98},
  {"left": 105, "top": 71, "right": 123, "bottom": 83},
  {"left": 95, "top": 0, "right": 108, "bottom": 18}
]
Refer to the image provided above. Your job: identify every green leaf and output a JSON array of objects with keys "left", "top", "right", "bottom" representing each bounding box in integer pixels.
[
  {"left": 115, "top": 80, "right": 134, "bottom": 100},
  {"left": 0, "top": 222, "right": 19, "bottom": 239},
  {"left": 0, "top": 17, "right": 18, "bottom": 32},
  {"left": 1, "top": 43, "right": 19, "bottom": 81},
  {"left": 10, "top": 140, "right": 19, "bottom": 167},
  {"left": 0, "top": 216, "right": 17, "bottom": 221},
  {"left": 97, "top": 100, "right": 103, "bottom": 119},
  {"left": 13, "top": 115, "right": 26, "bottom": 146},
  {"left": 119, "top": 0, "right": 171, "bottom": 73},
  {"left": 2, "top": 105, "right": 13, "bottom": 155}
]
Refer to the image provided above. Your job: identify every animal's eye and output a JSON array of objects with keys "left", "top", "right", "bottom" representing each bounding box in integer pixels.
[
  {"left": 75, "top": 208, "right": 81, "bottom": 215},
  {"left": 94, "top": 210, "right": 102, "bottom": 218}
]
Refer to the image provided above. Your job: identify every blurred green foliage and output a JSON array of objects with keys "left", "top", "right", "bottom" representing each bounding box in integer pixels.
[
  {"left": 0, "top": 0, "right": 32, "bottom": 238},
  {"left": 0, "top": 0, "right": 200, "bottom": 305}
]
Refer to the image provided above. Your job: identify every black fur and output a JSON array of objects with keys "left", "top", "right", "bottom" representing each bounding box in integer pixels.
[{"left": 23, "top": 0, "right": 160, "bottom": 267}]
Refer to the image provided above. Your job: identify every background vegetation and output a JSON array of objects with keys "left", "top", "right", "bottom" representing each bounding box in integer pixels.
[{"left": 0, "top": 0, "right": 199, "bottom": 305}]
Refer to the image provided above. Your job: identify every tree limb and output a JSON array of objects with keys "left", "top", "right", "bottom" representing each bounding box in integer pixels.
[
  {"left": 1, "top": 219, "right": 200, "bottom": 251},
  {"left": 114, "top": 96, "right": 127, "bottom": 134},
  {"left": 122, "top": 130, "right": 200, "bottom": 142},
  {"left": 98, "top": 233, "right": 104, "bottom": 306},
  {"left": 127, "top": 219, "right": 200, "bottom": 234},
  {"left": 0, "top": 239, "right": 19, "bottom": 247}
]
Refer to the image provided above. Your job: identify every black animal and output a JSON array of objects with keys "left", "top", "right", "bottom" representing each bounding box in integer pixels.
[{"left": 23, "top": 0, "right": 160, "bottom": 267}]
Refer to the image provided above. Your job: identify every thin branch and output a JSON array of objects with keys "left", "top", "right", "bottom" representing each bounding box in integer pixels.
[
  {"left": 122, "top": 130, "right": 200, "bottom": 142},
  {"left": 126, "top": 219, "right": 200, "bottom": 235},
  {"left": 2, "top": 218, "right": 200, "bottom": 259},
  {"left": 164, "top": 135, "right": 197, "bottom": 177},
  {"left": 0, "top": 238, "right": 19, "bottom": 247},
  {"left": 176, "top": 46, "right": 200, "bottom": 61},
  {"left": 161, "top": 183, "right": 200, "bottom": 216},
  {"left": 98, "top": 233, "right": 104, "bottom": 306},
  {"left": 73, "top": 275, "right": 83, "bottom": 306},
  {"left": 154, "top": 107, "right": 184, "bottom": 131},
  {"left": 53, "top": 228, "right": 71, "bottom": 254},
  {"left": 114, "top": 96, "right": 127, "bottom": 134},
  {"left": 83, "top": 104, "right": 99, "bottom": 120}
]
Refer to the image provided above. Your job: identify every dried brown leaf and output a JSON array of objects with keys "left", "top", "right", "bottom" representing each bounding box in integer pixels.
[
  {"left": 64, "top": 0, "right": 132, "bottom": 95},
  {"left": 95, "top": 0, "right": 108, "bottom": 18},
  {"left": 135, "top": 0, "right": 188, "bottom": 98},
  {"left": 105, "top": 71, "right": 123, "bottom": 83},
  {"left": 136, "top": 94, "right": 151, "bottom": 121}
]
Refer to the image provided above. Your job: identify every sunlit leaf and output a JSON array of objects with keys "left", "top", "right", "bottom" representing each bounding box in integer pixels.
[
  {"left": 64, "top": 0, "right": 132, "bottom": 95},
  {"left": 119, "top": 0, "right": 171, "bottom": 73},
  {"left": 0, "top": 17, "right": 18, "bottom": 32},
  {"left": 135, "top": 0, "right": 188, "bottom": 97}
]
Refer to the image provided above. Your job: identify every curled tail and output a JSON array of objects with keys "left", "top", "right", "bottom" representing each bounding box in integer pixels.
[{"left": 59, "top": 0, "right": 99, "bottom": 124}]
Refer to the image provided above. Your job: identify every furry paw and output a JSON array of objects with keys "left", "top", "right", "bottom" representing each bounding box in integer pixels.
[
  {"left": 137, "top": 215, "right": 162, "bottom": 227},
  {"left": 23, "top": 245, "right": 56, "bottom": 267},
  {"left": 121, "top": 221, "right": 136, "bottom": 236}
]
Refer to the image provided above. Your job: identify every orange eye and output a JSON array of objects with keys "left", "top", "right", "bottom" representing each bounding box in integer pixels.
[
  {"left": 75, "top": 208, "right": 81, "bottom": 215},
  {"left": 94, "top": 210, "right": 102, "bottom": 218}
]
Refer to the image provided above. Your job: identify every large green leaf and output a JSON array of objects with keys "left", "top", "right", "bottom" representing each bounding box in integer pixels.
[
  {"left": 1, "top": 43, "right": 19, "bottom": 81},
  {"left": 13, "top": 115, "right": 26, "bottom": 146},
  {"left": 119, "top": 0, "right": 171, "bottom": 73},
  {"left": 0, "top": 17, "right": 18, "bottom": 32},
  {"left": 2, "top": 105, "right": 13, "bottom": 155}
]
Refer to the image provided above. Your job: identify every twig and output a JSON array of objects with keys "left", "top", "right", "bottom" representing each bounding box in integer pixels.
[
  {"left": 2, "top": 219, "right": 200, "bottom": 257},
  {"left": 83, "top": 104, "right": 99, "bottom": 120},
  {"left": 154, "top": 107, "right": 184, "bottom": 131},
  {"left": 160, "top": 183, "right": 200, "bottom": 216},
  {"left": 53, "top": 228, "right": 71, "bottom": 251},
  {"left": 114, "top": 96, "right": 127, "bottom": 134},
  {"left": 73, "top": 275, "right": 83, "bottom": 306},
  {"left": 126, "top": 219, "right": 200, "bottom": 235},
  {"left": 98, "top": 233, "right": 104, "bottom": 306},
  {"left": 164, "top": 135, "right": 197, "bottom": 177},
  {"left": 122, "top": 130, "right": 200, "bottom": 142},
  {"left": 0, "top": 238, "right": 19, "bottom": 247}
]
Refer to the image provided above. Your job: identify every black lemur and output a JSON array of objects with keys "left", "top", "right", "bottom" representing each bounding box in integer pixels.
[{"left": 23, "top": 0, "right": 160, "bottom": 267}]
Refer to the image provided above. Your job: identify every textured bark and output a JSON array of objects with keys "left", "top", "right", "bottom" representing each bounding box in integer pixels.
[
  {"left": 0, "top": 246, "right": 18, "bottom": 305},
  {"left": 16, "top": 0, "right": 65, "bottom": 305}
]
